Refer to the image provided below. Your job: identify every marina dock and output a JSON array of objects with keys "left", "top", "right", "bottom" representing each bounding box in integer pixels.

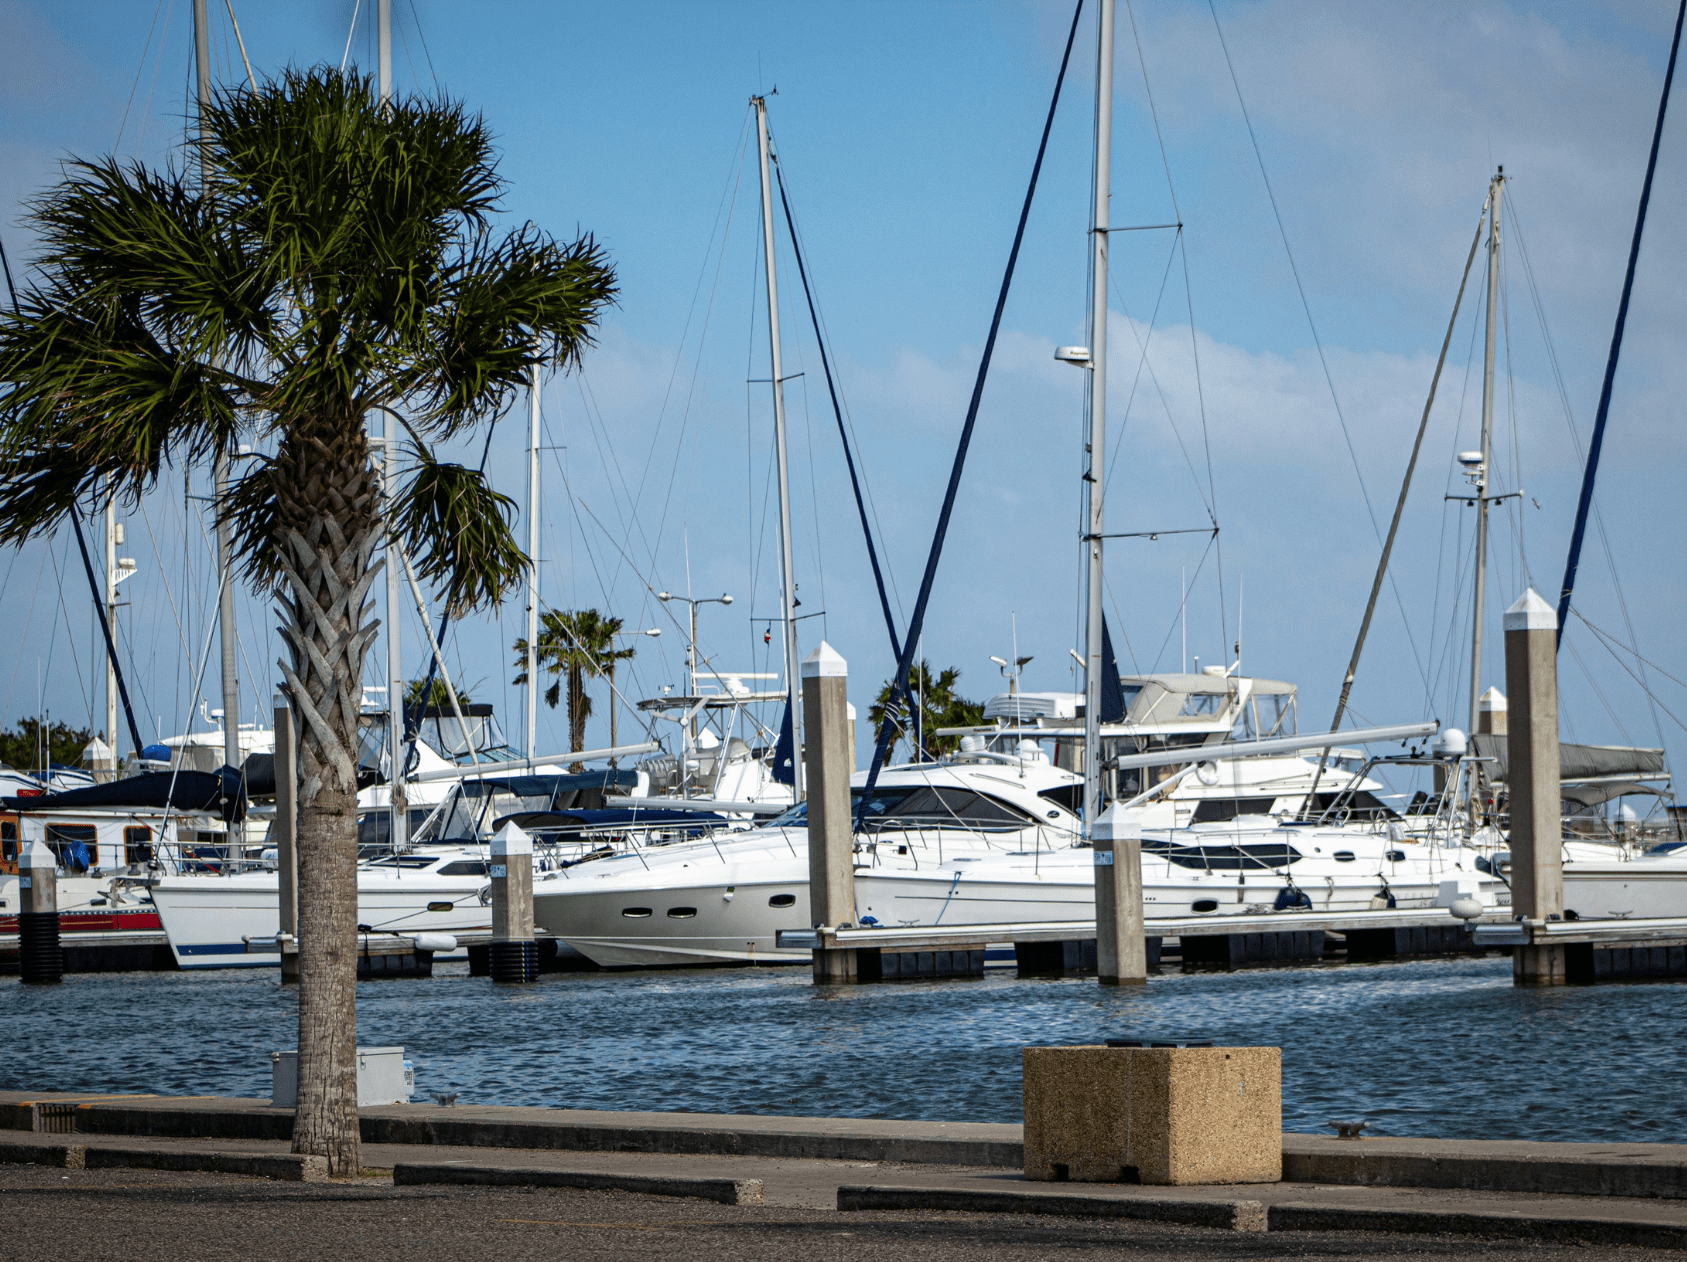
[{"left": 6, "top": 1091, "right": 1687, "bottom": 1249}]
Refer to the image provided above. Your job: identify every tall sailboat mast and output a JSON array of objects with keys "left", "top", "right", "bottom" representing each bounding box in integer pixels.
[
  {"left": 104, "top": 497, "right": 119, "bottom": 755},
  {"left": 1082, "top": 0, "right": 1116, "bottom": 837},
  {"left": 1467, "top": 168, "right": 1503, "bottom": 739},
  {"left": 752, "top": 96, "right": 803, "bottom": 797},
  {"left": 193, "top": 0, "right": 242, "bottom": 771},
  {"left": 378, "top": 0, "right": 409, "bottom": 848},
  {"left": 525, "top": 361, "right": 541, "bottom": 761}
]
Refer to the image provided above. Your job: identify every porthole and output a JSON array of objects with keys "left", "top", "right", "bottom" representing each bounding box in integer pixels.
[
  {"left": 427, "top": 901, "right": 453, "bottom": 913},
  {"left": 1333, "top": 851, "right": 1356, "bottom": 863},
  {"left": 1192, "top": 898, "right": 1219, "bottom": 913},
  {"left": 667, "top": 907, "right": 698, "bottom": 919},
  {"left": 622, "top": 907, "right": 652, "bottom": 918},
  {"left": 768, "top": 894, "right": 796, "bottom": 908},
  {"left": 1385, "top": 850, "right": 1406, "bottom": 863}
]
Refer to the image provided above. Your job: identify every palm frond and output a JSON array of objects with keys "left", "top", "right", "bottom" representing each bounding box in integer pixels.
[{"left": 392, "top": 446, "right": 525, "bottom": 615}]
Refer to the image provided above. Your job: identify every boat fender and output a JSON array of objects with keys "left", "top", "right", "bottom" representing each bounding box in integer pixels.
[{"left": 1273, "top": 885, "right": 1312, "bottom": 911}]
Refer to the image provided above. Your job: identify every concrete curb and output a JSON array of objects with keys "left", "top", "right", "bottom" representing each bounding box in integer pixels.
[
  {"left": 0, "top": 1141, "right": 88, "bottom": 1168},
  {"left": 392, "top": 1162, "right": 763, "bottom": 1205},
  {"left": 836, "top": 1184, "right": 1267, "bottom": 1232},
  {"left": 0, "top": 1137, "right": 323, "bottom": 1181},
  {"left": 1282, "top": 1138, "right": 1687, "bottom": 1200},
  {"left": 1267, "top": 1201, "right": 1687, "bottom": 1248}
]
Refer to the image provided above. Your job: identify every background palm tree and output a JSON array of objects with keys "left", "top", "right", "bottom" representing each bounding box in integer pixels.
[
  {"left": 869, "top": 661, "right": 984, "bottom": 761},
  {"left": 514, "top": 608, "right": 635, "bottom": 770},
  {"left": 0, "top": 68, "right": 615, "bottom": 1173}
]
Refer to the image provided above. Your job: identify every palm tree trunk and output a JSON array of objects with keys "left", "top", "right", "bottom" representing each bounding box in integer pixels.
[
  {"left": 271, "top": 413, "right": 381, "bottom": 1177},
  {"left": 568, "top": 662, "right": 585, "bottom": 773}
]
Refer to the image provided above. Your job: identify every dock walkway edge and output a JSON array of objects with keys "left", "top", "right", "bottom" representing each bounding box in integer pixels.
[{"left": 3, "top": 1092, "right": 1684, "bottom": 1200}]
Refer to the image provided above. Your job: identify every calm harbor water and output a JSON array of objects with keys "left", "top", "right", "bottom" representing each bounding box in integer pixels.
[{"left": 3, "top": 956, "right": 1682, "bottom": 1144}]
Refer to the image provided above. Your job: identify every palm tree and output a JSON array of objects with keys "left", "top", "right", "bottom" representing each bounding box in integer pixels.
[
  {"left": 514, "top": 608, "right": 635, "bottom": 770},
  {"left": 868, "top": 662, "right": 984, "bottom": 760},
  {"left": 0, "top": 69, "right": 616, "bottom": 1173}
]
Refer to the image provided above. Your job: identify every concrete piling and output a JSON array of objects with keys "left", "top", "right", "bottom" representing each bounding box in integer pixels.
[
  {"left": 272, "top": 693, "right": 300, "bottom": 985},
  {"left": 1504, "top": 589, "right": 1565, "bottom": 986},
  {"left": 803, "top": 642, "right": 857, "bottom": 984},
  {"left": 19, "top": 840, "right": 61, "bottom": 985},
  {"left": 489, "top": 822, "right": 537, "bottom": 984},
  {"left": 1094, "top": 805, "right": 1147, "bottom": 985}
]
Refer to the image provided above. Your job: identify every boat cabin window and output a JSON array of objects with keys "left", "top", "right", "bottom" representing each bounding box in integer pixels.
[
  {"left": 435, "top": 859, "right": 489, "bottom": 877},
  {"left": 124, "top": 825, "right": 153, "bottom": 867},
  {"left": 770, "top": 785, "right": 1030, "bottom": 831},
  {"left": 1163, "top": 842, "right": 1303, "bottom": 871},
  {"left": 1190, "top": 798, "right": 1277, "bottom": 824},
  {"left": 364, "top": 854, "right": 441, "bottom": 869},
  {"left": 45, "top": 824, "right": 98, "bottom": 873},
  {"left": 1, "top": 818, "right": 17, "bottom": 867},
  {"left": 1037, "top": 785, "right": 1084, "bottom": 814},
  {"left": 1180, "top": 693, "right": 1225, "bottom": 718}
]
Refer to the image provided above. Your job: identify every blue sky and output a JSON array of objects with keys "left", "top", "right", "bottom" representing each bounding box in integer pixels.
[{"left": 2, "top": 0, "right": 1683, "bottom": 787}]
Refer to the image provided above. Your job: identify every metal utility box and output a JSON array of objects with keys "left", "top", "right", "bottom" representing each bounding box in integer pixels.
[{"left": 270, "top": 1047, "right": 414, "bottom": 1107}]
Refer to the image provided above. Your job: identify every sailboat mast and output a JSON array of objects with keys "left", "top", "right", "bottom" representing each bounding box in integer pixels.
[
  {"left": 753, "top": 96, "right": 803, "bottom": 797},
  {"left": 378, "top": 0, "right": 408, "bottom": 848},
  {"left": 1467, "top": 169, "right": 1503, "bottom": 738},
  {"left": 194, "top": 0, "right": 242, "bottom": 772},
  {"left": 104, "top": 497, "right": 118, "bottom": 757},
  {"left": 525, "top": 360, "right": 541, "bottom": 761},
  {"left": 1082, "top": 0, "right": 1115, "bottom": 836}
]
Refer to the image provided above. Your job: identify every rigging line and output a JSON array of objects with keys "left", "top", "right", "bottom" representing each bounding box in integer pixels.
[
  {"left": 1328, "top": 196, "right": 1486, "bottom": 735},
  {"left": 340, "top": 0, "right": 363, "bottom": 73},
  {"left": 1557, "top": 0, "right": 1686, "bottom": 641},
  {"left": 1566, "top": 635, "right": 1641, "bottom": 745},
  {"left": 48, "top": 532, "right": 94, "bottom": 742},
  {"left": 133, "top": 0, "right": 179, "bottom": 158},
  {"left": 1507, "top": 200, "right": 1662, "bottom": 754},
  {"left": 770, "top": 148, "right": 901, "bottom": 657},
  {"left": 1573, "top": 608, "right": 1687, "bottom": 697},
  {"left": 1206, "top": 0, "right": 1384, "bottom": 545},
  {"left": 642, "top": 121, "right": 754, "bottom": 585},
  {"left": 1104, "top": 239, "right": 1214, "bottom": 518},
  {"left": 858, "top": 0, "right": 1085, "bottom": 824},
  {"left": 1145, "top": 533, "right": 1217, "bottom": 673},
  {"left": 221, "top": 0, "right": 256, "bottom": 89},
  {"left": 115, "top": 0, "right": 169, "bottom": 151},
  {"left": 1102, "top": 574, "right": 1143, "bottom": 675},
  {"left": 137, "top": 497, "right": 197, "bottom": 681},
  {"left": 67, "top": 511, "right": 146, "bottom": 754},
  {"left": 403, "top": 0, "right": 440, "bottom": 91}
]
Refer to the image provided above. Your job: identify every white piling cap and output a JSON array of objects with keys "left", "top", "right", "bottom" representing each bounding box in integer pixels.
[
  {"left": 490, "top": 821, "right": 532, "bottom": 857},
  {"left": 1504, "top": 588, "right": 1556, "bottom": 632},
  {"left": 1093, "top": 803, "right": 1146, "bottom": 841},
  {"left": 1479, "top": 686, "right": 1507, "bottom": 713},
  {"left": 801, "top": 641, "right": 848, "bottom": 679},
  {"left": 22, "top": 839, "right": 57, "bottom": 870}
]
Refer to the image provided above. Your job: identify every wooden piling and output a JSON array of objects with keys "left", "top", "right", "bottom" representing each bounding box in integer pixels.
[
  {"left": 803, "top": 642, "right": 857, "bottom": 984},
  {"left": 1095, "top": 806, "right": 1147, "bottom": 985},
  {"left": 1504, "top": 589, "right": 1565, "bottom": 985}
]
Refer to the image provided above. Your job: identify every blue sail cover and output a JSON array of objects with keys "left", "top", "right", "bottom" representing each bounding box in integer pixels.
[
  {"left": 3, "top": 767, "right": 246, "bottom": 823},
  {"left": 772, "top": 701, "right": 796, "bottom": 786},
  {"left": 1100, "top": 616, "right": 1127, "bottom": 723}
]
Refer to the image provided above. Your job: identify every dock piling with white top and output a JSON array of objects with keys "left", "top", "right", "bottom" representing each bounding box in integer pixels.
[
  {"left": 19, "top": 840, "right": 61, "bottom": 984},
  {"left": 803, "top": 642, "right": 858, "bottom": 984},
  {"left": 1093, "top": 805, "right": 1146, "bottom": 986},
  {"left": 1505, "top": 589, "right": 1565, "bottom": 985},
  {"left": 489, "top": 823, "right": 537, "bottom": 984}
]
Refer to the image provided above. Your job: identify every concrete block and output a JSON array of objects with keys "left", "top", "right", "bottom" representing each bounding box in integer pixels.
[{"left": 1023, "top": 1045, "right": 1281, "bottom": 1185}]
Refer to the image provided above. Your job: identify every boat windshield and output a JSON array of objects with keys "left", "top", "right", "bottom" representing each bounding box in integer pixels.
[{"left": 766, "top": 784, "right": 1030, "bottom": 831}]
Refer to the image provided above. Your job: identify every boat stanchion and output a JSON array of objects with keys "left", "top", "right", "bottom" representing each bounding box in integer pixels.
[
  {"left": 804, "top": 643, "right": 858, "bottom": 985},
  {"left": 1506, "top": 589, "right": 1567, "bottom": 985},
  {"left": 489, "top": 823, "right": 537, "bottom": 984},
  {"left": 19, "top": 840, "right": 62, "bottom": 984}
]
